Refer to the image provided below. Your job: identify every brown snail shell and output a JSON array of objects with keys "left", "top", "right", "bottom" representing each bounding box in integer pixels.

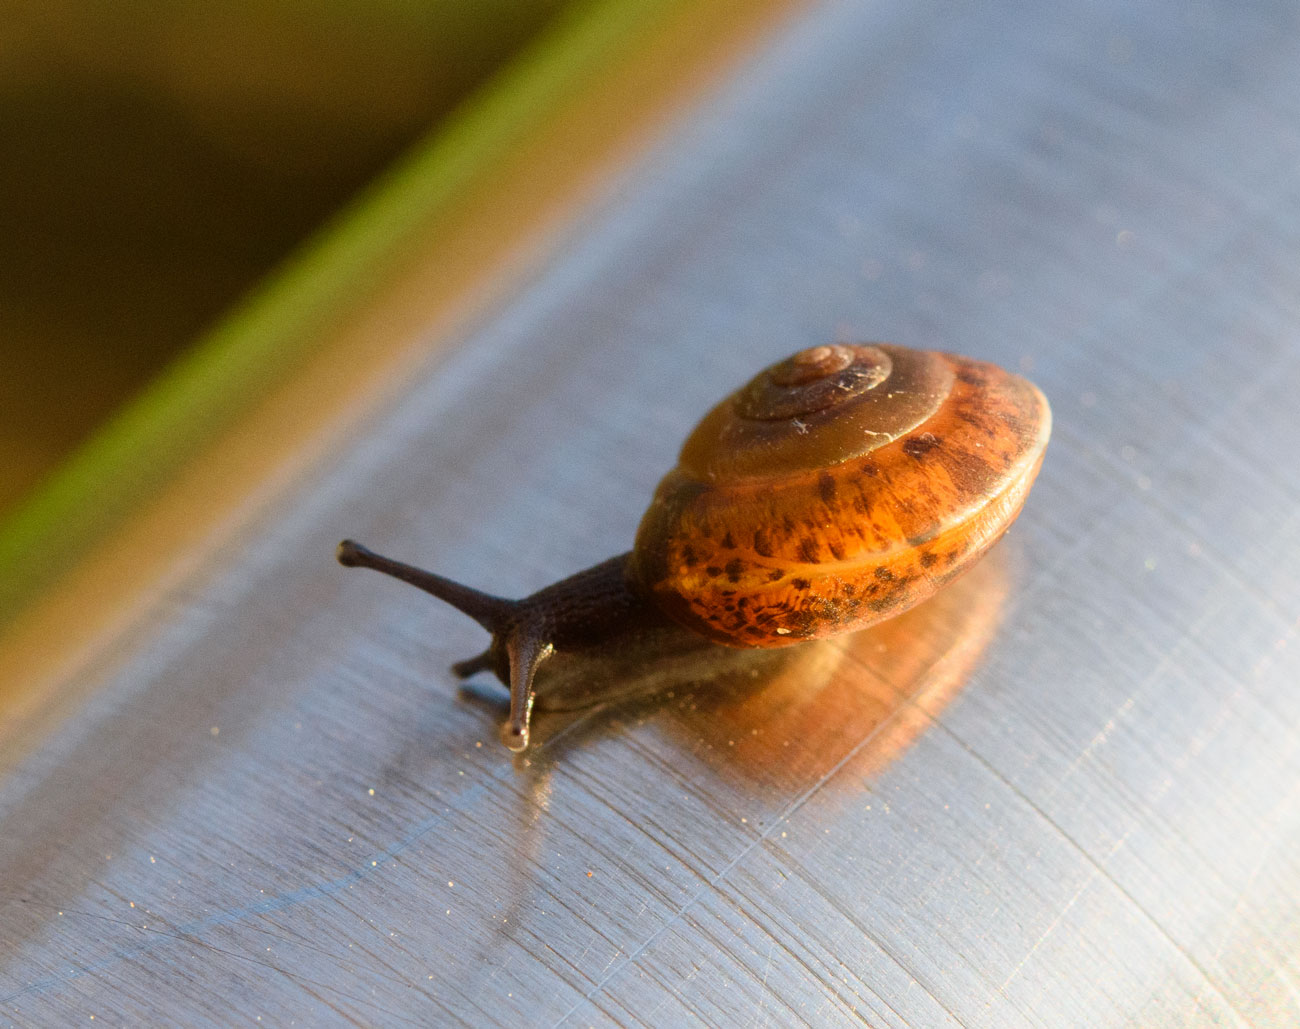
[
  {"left": 631, "top": 343, "right": 1050, "bottom": 646},
  {"left": 338, "top": 342, "right": 1051, "bottom": 752}
]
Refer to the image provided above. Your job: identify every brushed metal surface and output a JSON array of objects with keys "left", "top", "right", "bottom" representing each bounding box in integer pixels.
[{"left": 5, "top": 0, "right": 1300, "bottom": 1024}]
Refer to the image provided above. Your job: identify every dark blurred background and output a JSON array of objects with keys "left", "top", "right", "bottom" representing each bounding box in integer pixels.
[{"left": 0, "top": 0, "right": 572, "bottom": 518}]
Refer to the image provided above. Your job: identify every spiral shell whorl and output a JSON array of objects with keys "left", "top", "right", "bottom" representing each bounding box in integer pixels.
[
  {"left": 631, "top": 343, "right": 1050, "bottom": 648},
  {"left": 675, "top": 344, "right": 955, "bottom": 483}
]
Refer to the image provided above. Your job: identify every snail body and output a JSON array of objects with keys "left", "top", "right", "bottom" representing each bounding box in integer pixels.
[{"left": 338, "top": 342, "right": 1050, "bottom": 751}]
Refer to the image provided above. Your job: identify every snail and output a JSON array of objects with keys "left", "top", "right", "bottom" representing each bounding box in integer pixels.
[{"left": 338, "top": 342, "right": 1051, "bottom": 752}]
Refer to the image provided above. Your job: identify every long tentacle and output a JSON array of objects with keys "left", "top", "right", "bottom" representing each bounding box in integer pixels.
[{"left": 337, "top": 540, "right": 517, "bottom": 632}]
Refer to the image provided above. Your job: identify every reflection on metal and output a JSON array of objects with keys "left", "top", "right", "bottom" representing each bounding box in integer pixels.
[{"left": 699, "top": 549, "right": 1009, "bottom": 791}]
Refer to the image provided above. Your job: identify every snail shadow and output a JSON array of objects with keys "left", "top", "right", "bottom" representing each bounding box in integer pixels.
[{"left": 522, "top": 546, "right": 1012, "bottom": 792}]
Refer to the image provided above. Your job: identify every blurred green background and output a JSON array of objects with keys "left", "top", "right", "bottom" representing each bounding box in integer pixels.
[{"left": 0, "top": 0, "right": 572, "bottom": 518}]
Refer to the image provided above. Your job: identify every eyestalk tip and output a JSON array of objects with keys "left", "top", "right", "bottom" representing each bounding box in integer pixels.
[{"left": 336, "top": 539, "right": 364, "bottom": 566}]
